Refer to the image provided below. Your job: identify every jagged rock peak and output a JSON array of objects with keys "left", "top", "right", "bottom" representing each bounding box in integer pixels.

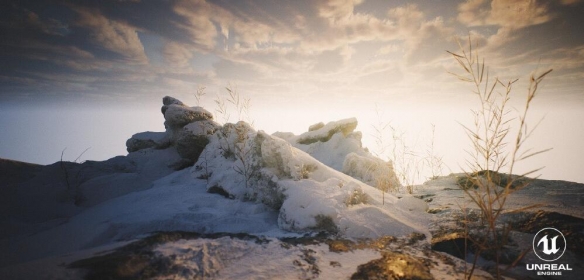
[
  {"left": 161, "top": 96, "right": 185, "bottom": 115},
  {"left": 126, "top": 96, "right": 218, "bottom": 168},
  {"left": 163, "top": 96, "right": 185, "bottom": 106}
]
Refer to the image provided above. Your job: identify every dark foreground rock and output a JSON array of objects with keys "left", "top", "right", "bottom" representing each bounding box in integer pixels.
[
  {"left": 351, "top": 251, "right": 433, "bottom": 280},
  {"left": 68, "top": 231, "right": 476, "bottom": 280}
]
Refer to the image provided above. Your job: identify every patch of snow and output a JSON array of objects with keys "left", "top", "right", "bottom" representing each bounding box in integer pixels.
[
  {"left": 295, "top": 118, "right": 357, "bottom": 144},
  {"left": 274, "top": 118, "right": 401, "bottom": 192},
  {"left": 0, "top": 168, "right": 282, "bottom": 266},
  {"left": 395, "top": 195, "right": 429, "bottom": 213},
  {"left": 182, "top": 120, "right": 220, "bottom": 136},
  {"left": 129, "top": 131, "right": 167, "bottom": 142},
  {"left": 343, "top": 152, "right": 401, "bottom": 190},
  {"left": 164, "top": 105, "right": 213, "bottom": 128},
  {"left": 152, "top": 237, "right": 381, "bottom": 280},
  {"left": 191, "top": 121, "right": 429, "bottom": 238}
]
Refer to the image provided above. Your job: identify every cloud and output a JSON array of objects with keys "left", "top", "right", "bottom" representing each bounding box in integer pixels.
[
  {"left": 228, "top": 46, "right": 312, "bottom": 73},
  {"left": 559, "top": 0, "right": 582, "bottom": 5},
  {"left": 458, "top": 0, "right": 554, "bottom": 29},
  {"left": 404, "top": 17, "right": 455, "bottom": 66},
  {"left": 374, "top": 5, "right": 456, "bottom": 67},
  {"left": 2, "top": 0, "right": 582, "bottom": 107},
  {"left": 23, "top": 10, "right": 69, "bottom": 36},
  {"left": 213, "top": 59, "right": 265, "bottom": 82},
  {"left": 387, "top": 4, "right": 425, "bottom": 32},
  {"left": 73, "top": 6, "right": 148, "bottom": 64},
  {"left": 458, "top": 0, "right": 490, "bottom": 26},
  {"left": 172, "top": 0, "right": 295, "bottom": 52},
  {"left": 539, "top": 45, "right": 584, "bottom": 71},
  {"left": 489, "top": 0, "right": 552, "bottom": 28},
  {"left": 172, "top": 0, "right": 224, "bottom": 50},
  {"left": 317, "top": 0, "right": 364, "bottom": 19},
  {"left": 163, "top": 41, "right": 194, "bottom": 68},
  {"left": 312, "top": 45, "right": 354, "bottom": 72},
  {"left": 168, "top": 0, "right": 406, "bottom": 80},
  {"left": 377, "top": 44, "right": 401, "bottom": 55}
]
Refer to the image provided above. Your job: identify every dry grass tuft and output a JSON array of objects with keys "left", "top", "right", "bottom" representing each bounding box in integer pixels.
[{"left": 449, "top": 36, "right": 552, "bottom": 279}]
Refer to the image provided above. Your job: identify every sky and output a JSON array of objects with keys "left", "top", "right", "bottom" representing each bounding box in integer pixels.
[{"left": 1, "top": 0, "right": 583, "bottom": 183}]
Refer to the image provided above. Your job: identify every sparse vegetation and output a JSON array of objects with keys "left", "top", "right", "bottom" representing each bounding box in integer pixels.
[
  {"left": 294, "top": 163, "right": 316, "bottom": 180},
  {"left": 211, "top": 85, "right": 259, "bottom": 188},
  {"left": 371, "top": 109, "right": 444, "bottom": 194},
  {"left": 425, "top": 124, "right": 444, "bottom": 179},
  {"left": 233, "top": 122, "right": 258, "bottom": 189},
  {"left": 214, "top": 94, "right": 230, "bottom": 124},
  {"left": 345, "top": 188, "right": 369, "bottom": 206},
  {"left": 194, "top": 85, "right": 206, "bottom": 106},
  {"left": 373, "top": 169, "right": 397, "bottom": 205},
  {"left": 456, "top": 170, "right": 528, "bottom": 190},
  {"left": 448, "top": 37, "right": 552, "bottom": 279},
  {"left": 226, "top": 83, "right": 253, "bottom": 126},
  {"left": 312, "top": 214, "right": 339, "bottom": 234},
  {"left": 195, "top": 149, "right": 212, "bottom": 183},
  {"left": 59, "top": 147, "right": 90, "bottom": 206}
]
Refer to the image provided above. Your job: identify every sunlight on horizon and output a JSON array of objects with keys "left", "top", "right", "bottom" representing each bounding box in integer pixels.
[{"left": 0, "top": 91, "right": 583, "bottom": 185}]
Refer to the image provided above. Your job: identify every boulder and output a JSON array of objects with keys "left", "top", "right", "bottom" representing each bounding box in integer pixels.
[
  {"left": 174, "top": 120, "right": 219, "bottom": 162},
  {"left": 126, "top": 132, "right": 169, "bottom": 153},
  {"left": 183, "top": 120, "right": 220, "bottom": 136},
  {"left": 164, "top": 105, "right": 213, "bottom": 129},
  {"left": 351, "top": 251, "right": 433, "bottom": 280},
  {"left": 161, "top": 96, "right": 185, "bottom": 115},
  {"left": 175, "top": 132, "right": 209, "bottom": 162},
  {"left": 342, "top": 152, "right": 401, "bottom": 191}
]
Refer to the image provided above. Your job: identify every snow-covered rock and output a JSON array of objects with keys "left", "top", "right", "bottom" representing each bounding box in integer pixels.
[
  {"left": 297, "top": 118, "right": 358, "bottom": 145},
  {"left": 343, "top": 152, "right": 401, "bottom": 191},
  {"left": 308, "top": 121, "right": 325, "bottom": 131},
  {"left": 163, "top": 104, "right": 213, "bottom": 129},
  {"left": 125, "top": 97, "right": 219, "bottom": 165},
  {"left": 273, "top": 118, "right": 402, "bottom": 191},
  {"left": 162, "top": 95, "right": 185, "bottom": 109},
  {"left": 175, "top": 120, "right": 220, "bottom": 162},
  {"left": 125, "top": 131, "right": 169, "bottom": 152},
  {"left": 182, "top": 120, "right": 221, "bottom": 136},
  {"left": 191, "top": 118, "right": 427, "bottom": 237},
  {"left": 395, "top": 195, "right": 429, "bottom": 212},
  {"left": 4, "top": 95, "right": 583, "bottom": 279}
]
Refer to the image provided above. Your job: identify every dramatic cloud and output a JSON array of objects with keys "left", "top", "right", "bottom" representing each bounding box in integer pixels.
[
  {"left": 163, "top": 41, "right": 194, "bottom": 68},
  {"left": 458, "top": 0, "right": 553, "bottom": 28},
  {"left": 73, "top": 6, "right": 148, "bottom": 64},
  {"left": 172, "top": 0, "right": 225, "bottom": 50},
  {"left": 0, "top": 0, "right": 582, "bottom": 106}
]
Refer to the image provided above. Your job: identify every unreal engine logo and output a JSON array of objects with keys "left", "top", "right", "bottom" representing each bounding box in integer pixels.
[
  {"left": 533, "top": 227, "right": 566, "bottom": 262},
  {"left": 526, "top": 227, "right": 572, "bottom": 276}
]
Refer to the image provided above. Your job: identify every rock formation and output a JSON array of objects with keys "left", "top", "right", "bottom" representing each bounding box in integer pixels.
[{"left": 126, "top": 96, "right": 218, "bottom": 166}]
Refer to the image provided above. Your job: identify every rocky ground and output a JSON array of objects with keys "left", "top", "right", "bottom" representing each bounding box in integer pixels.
[{"left": 65, "top": 186, "right": 584, "bottom": 279}]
